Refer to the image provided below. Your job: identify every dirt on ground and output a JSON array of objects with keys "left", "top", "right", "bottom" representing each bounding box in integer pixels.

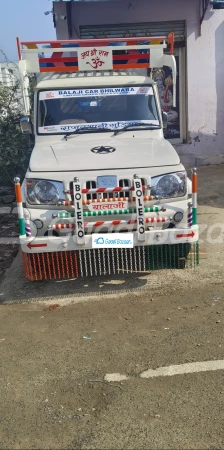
[{"left": 0, "top": 165, "right": 224, "bottom": 449}]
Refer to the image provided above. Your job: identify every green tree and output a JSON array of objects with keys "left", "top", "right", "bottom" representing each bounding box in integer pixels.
[{"left": 0, "top": 56, "right": 34, "bottom": 187}]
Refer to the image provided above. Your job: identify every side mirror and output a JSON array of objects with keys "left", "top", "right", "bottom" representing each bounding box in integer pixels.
[
  {"left": 20, "top": 116, "right": 32, "bottom": 135},
  {"left": 162, "top": 111, "right": 168, "bottom": 129}
]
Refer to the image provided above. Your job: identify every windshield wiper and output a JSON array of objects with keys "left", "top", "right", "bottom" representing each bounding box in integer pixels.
[
  {"left": 113, "top": 122, "right": 160, "bottom": 136},
  {"left": 64, "top": 126, "right": 114, "bottom": 139}
]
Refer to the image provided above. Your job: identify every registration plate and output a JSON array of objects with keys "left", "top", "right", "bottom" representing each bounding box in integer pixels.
[{"left": 97, "top": 175, "right": 117, "bottom": 188}]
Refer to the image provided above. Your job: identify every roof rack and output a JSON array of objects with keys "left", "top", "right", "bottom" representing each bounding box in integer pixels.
[{"left": 16, "top": 33, "right": 177, "bottom": 110}]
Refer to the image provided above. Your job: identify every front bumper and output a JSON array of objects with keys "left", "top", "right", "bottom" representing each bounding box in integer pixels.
[{"left": 21, "top": 225, "right": 199, "bottom": 253}]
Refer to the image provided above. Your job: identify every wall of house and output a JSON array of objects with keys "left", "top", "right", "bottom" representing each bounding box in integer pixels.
[
  {"left": 53, "top": 2, "right": 70, "bottom": 39},
  {"left": 54, "top": 0, "right": 224, "bottom": 167}
]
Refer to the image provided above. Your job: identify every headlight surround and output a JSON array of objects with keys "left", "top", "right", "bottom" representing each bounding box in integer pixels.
[
  {"left": 151, "top": 172, "right": 187, "bottom": 199},
  {"left": 25, "top": 179, "right": 65, "bottom": 205}
]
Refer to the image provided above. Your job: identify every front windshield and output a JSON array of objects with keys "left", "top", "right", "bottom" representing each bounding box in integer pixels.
[{"left": 38, "top": 86, "right": 159, "bottom": 134}]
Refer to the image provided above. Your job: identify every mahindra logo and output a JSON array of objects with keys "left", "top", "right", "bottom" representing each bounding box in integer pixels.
[{"left": 91, "top": 146, "right": 116, "bottom": 154}]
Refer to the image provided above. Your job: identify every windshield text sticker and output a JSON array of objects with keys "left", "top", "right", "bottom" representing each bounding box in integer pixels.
[
  {"left": 39, "top": 119, "right": 159, "bottom": 134},
  {"left": 78, "top": 47, "right": 113, "bottom": 71},
  {"left": 39, "top": 86, "right": 153, "bottom": 100}
]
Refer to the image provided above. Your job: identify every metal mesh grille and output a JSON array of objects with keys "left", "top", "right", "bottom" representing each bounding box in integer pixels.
[
  {"left": 70, "top": 178, "right": 147, "bottom": 201},
  {"left": 22, "top": 243, "right": 199, "bottom": 281},
  {"left": 141, "top": 178, "right": 147, "bottom": 194},
  {"left": 86, "top": 180, "right": 97, "bottom": 200},
  {"left": 119, "top": 179, "right": 131, "bottom": 198}
]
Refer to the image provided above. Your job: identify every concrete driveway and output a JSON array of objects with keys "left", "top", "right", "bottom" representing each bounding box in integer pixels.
[{"left": 0, "top": 165, "right": 224, "bottom": 449}]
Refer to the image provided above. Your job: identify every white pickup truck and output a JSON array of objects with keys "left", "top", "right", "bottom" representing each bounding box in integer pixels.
[{"left": 16, "top": 34, "right": 198, "bottom": 280}]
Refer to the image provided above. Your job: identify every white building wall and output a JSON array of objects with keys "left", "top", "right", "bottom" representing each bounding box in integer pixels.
[
  {"left": 54, "top": 0, "right": 224, "bottom": 166},
  {"left": 182, "top": 8, "right": 224, "bottom": 166},
  {"left": 0, "top": 63, "right": 18, "bottom": 86},
  {"left": 0, "top": 62, "right": 24, "bottom": 111}
]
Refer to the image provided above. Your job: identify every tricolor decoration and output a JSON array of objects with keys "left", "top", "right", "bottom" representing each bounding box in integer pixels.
[
  {"left": 59, "top": 195, "right": 155, "bottom": 206},
  {"left": 192, "top": 168, "right": 197, "bottom": 225},
  {"left": 50, "top": 217, "right": 169, "bottom": 231},
  {"left": 24, "top": 212, "right": 32, "bottom": 238},
  {"left": 54, "top": 206, "right": 163, "bottom": 219},
  {"left": 14, "top": 177, "right": 26, "bottom": 236}
]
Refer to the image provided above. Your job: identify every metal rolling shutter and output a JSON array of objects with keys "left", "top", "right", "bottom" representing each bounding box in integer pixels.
[{"left": 79, "top": 20, "right": 186, "bottom": 47}]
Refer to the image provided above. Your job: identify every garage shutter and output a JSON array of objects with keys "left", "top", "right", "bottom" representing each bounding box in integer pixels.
[{"left": 79, "top": 20, "right": 186, "bottom": 47}]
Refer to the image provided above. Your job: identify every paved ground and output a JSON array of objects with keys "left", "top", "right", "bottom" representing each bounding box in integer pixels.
[{"left": 0, "top": 165, "right": 224, "bottom": 449}]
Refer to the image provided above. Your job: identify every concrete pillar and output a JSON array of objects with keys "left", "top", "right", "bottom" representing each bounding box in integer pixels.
[{"left": 54, "top": 2, "right": 70, "bottom": 39}]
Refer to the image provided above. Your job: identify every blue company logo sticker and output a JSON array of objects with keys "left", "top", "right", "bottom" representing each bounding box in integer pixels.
[
  {"left": 92, "top": 233, "right": 133, "bottom": 248},
  {"left": 94, "top": 237, "right": 105, "bottom": 245}
]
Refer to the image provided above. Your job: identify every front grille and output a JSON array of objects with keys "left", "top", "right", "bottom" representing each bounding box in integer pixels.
[
  {"left": 141, "top": 178, "right": 147, "bottom": 194},
  {"left": 69, "top": 177, "right": 148, "bottom": 202},
  {"left": 85, "top": 178, "right": 132, "bottom": 200},
  {"left": 86, "top": 180, "right": 97, "bottom": 200},
  {"left": 119, "top": 179, "right": 130, "bottom": 198}
]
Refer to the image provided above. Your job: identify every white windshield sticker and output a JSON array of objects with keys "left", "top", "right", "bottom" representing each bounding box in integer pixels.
[
  {"left": 39, "top": 86, "right": 153, "bottom": 100},
  {"left": 39, "top": 120, "right": 159, "bottom": 134}
]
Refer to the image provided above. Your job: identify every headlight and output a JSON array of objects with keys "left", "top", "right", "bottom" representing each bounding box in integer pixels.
[
  {"left": 151, "top": 172, "right": 187, "bottom": 199},
  {"left": 26, "top": 179, "right": 65, "bottom": 205}
]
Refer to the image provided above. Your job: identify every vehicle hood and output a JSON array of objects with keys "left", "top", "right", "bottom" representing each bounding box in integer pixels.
[{"left": 30, "top": 133, "right": 180, "bottom": 172}]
